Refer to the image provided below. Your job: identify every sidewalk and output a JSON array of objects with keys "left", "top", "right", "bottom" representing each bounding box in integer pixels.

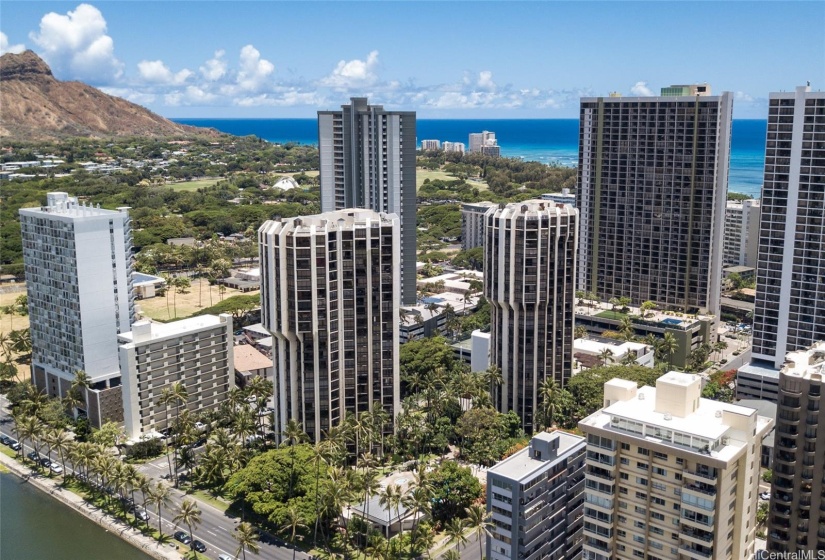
[{"left": 0, "top": 451, "right": 181, "bottom": 560}]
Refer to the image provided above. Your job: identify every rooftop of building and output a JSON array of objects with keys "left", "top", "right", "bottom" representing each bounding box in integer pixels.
[
  {"left": 574, "top": 336, "right": 651, "bottom": 356},
  {"left": 132, "top": 272, "right": 165, "bottom": 286},
  {"left": 488, "top": 430, "right": 585, "bottom": 482},
  {"left": 233, "top": 344, "right": 273, "bottom": 371},
  {"left": 580, "top": 372, "right": 774, "bottom": 463},
  {"left": 781, "top": 341, "right": 825, "bottom": 381},
  {"left": 491, "top": 199, "right": 578, "bottom": 217},
  {"left": 118, "top": 315, "right": 228, "bottom": 345},
  {"left": 575, "top": 299, "right": 710, "bottom": 330},
  {"left": 260, "top": 208, "right": 398, "bottom": 234},
  {"left": 737, "top": 360, "right": 781, "bottom": 380},
  {"left": 726, "top": 199, "right": 760, "bottom": 207},
  {"left": 20, "top": 191, "right": 129, "bottom": 219}
]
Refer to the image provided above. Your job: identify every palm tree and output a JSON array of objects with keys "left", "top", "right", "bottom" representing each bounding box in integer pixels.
[
  {"left": 279, "top": 504, "right": 307, "bottom": 560},
  {"left": 441, "top": 550, "right": 461, "bottom": 560},
  {"left": 483, "top": 366, "right": 503, "bottom": 409},
  {"left": 598, "top": 348, "right": 614, "bottom": 367},
  {"left": 19, "top": 415, "right": 45, "bottom": 465},
  {"left": 464, "top": 504, "right": 492, "bottom": 560},
  {"left": 444, "top": 518, "right": 469, "bottom": 554},
  {"left": 618, "top": 316, "right": 634, "bottom": 340},
  {"left": 174, "top": 499, "right": 203, "bottom": 556},
  {"left": 160, "top": 381, "right": 188, "bottom": 484},
  {"left": 234, "top": 521, "right": 261, "bottom": 560},
  {"left": 538, "top": 378, "right": 561, "bottom": 430},
  {"left": 660, "top": 332, "right": 679, "bottom": 369},
  {"left": 310, "top": 440, "right": 331, "bottom": 547},
  {"left": 378, "top": 483, "right": 403, "bottom": 557},
  {"left": 69, "top": 369, "right": 92, "bottom": 417},
  {"left": 51, "top": 428, "right": 72, "bottom": 482},
  {"left": 574, "top": 325, "right": 588, "bottom": 340},
  {"left": 281, "top": 418, "right": 307, "bottom": 499},
  {"left": 147, "top": 481, "right": 171, "bottom": 538}
]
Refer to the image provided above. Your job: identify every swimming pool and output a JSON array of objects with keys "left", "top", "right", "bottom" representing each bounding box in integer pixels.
[{"left": 661, "top": 318, "right": 682, "bottom": 326}]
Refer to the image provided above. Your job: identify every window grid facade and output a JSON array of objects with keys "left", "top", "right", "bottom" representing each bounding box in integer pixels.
[
  {"left": 260, "top": 210, "right": 401, "bottom": 443},
  {"left": 577, "top": 93, "right": 732, "bottom": 315}
]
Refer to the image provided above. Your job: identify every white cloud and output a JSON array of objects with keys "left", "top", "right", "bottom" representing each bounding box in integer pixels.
[
  {"left": 735, "top": 91, "right": 754, "bottom": 102},
  {"left": 630, "top": 81, "right": 654, "bottom": 96},
  {"left": 0, "top": 32, "right": 26, "bottom": 54},
  {"left": 321, "top": 50, "right": 379, "bottom": 88},
  {"left": 163, "top": 85, "right": 218, "bottom": 106},
  {"left": 137, "top": 59, "right": 193, "bottom": 85},
  {"left": 29, "top": 3, "right": 123, "bottom": 84},
  {"left": 200, "top": 49, "right": 226, "bottom": 81},
  {"left": 234, "top": 89, "right": 325, "bottom": 107},
  {"left": 99, "top": 87, "right": 156, "bottom": 106},
  {"left": 477, "top": 70, "right": 496, "bottom": 91},
  {"left": 236, "top": 45, "right": 274, "bottom": 91}
]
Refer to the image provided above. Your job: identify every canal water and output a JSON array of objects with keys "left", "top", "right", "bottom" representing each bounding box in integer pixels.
[{"left": 0, "top": 472, "right": 152, "bottom": 560}]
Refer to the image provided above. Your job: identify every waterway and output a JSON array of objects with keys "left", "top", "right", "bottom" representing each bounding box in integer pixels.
[{"left": 0, "top": 472, "right": 152, "bottom": 560}]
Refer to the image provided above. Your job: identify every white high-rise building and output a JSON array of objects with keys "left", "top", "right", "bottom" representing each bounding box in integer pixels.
[
  {"left": 318, "top": 97, "right": 417, "bottom": 305},
  {"left": 469, "top": 131, "right": 496, "bottom": 153},
  {"left": 20, "top": 192, "right": 134, "bottom": 427},
  {"left": 443, "top": 141, "right": 465, "bottom": 154},
  {"left": 485, "top": 201, "right": 578, "bottom": 433},
  {"left": 460, "top": 201, "right": 496, "bottom": 250},
  {"left": 259, "top": 209, "right": 401, "bottom": 442},
  {"left": 119, "top": 315, "right": 235, "bottom": 440},
  {"left": 752, "top": 85, "right": 825, "bottom": 369},
  {"left": 723, "top": 199, "right": 761, "bottom": 267},
  {"left": 579, "top": 372, "right": 773, "bottom": 560},
  {"left": 577, "top": 87, "right": 733, "bottom": 315},
  {"left": 420, "top": 139, "right": 440, "bottom": 150}
]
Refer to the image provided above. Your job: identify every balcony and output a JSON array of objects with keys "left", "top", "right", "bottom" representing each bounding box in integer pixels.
[
  {"left": 681, "top": 526, "right": 713, "bottom": 543},
  {"left": 684, "top": 482, "right": 717, "bottom": 497},
  {"left": 679, "top": 544, "right": 713, "bottom": 559},
  {"left": 685, "top": 468, "right": 717, "bottom": 482}
]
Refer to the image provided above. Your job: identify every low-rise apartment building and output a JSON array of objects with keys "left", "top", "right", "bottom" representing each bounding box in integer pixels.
[
  {"left": 119, "top": 314, "right": 234, "bottom": 440},
  {"left": 487, "top": 431, "right": 586, "bottom": 560}
]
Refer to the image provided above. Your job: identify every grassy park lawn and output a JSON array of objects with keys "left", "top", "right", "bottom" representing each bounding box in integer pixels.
[
  {"left": 167, "top": 178, "right": 222, "bottom": 191},
  {"left": 595, "top": 309, "right": 629, "bottom": 321},
  {"left": 0, "top": 288, "right": 29, "bottom": 336},
  {"left": 137, "top": 278, "right": 258, "bottom": 321},
  {"left": 416, "top": 167, "right": 490, "bottom": 191}
]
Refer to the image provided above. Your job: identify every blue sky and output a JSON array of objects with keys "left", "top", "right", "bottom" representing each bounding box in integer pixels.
[{"left": 2, "top": 1, "right": 823, "bottom": 118}]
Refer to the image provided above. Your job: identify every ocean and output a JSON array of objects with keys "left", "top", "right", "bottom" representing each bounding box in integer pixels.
[{"left": 174, "top": 118, "right": 767, "bottom": 198}]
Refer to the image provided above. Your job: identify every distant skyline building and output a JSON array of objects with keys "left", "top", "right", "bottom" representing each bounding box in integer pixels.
[
  {"left": 318, "top": 97, "right": 417, "bottom": 305},
  {"left": 723, "top": 199, "right": 761, "bottom": 267},
  {"left": 579, "top": 372, "right": 773, "bottom": 560},
  {"left": 460, "top": 201, "right": 496, "bottom": 250},
  {"left": 469, "top": 130, "right": 496, "bottom": 153},
  {"left": 540, "top": 188, "right": 577, "bottom": 207},
  {"left": 481, "top": 144, "right": 501, "bottom": 158},
  {"left": 486, "top": 431, "right": 586, "bottom": 560},
  {"left": 420, "top": 139, "right": 440, "bottom": 150},
  {"left": 577, "top": 86, "right": 733, "bottom": 315},
  {"left": 20, "top": 192, "right": 134, "bottom": 427},
  {"left": 259, "top": 209, "right": 401, "bottom": 443},
  {"left": 751, "top": 85, "right": 825, "bottom": 369},
  {"left": 766, "top": 341, "right": 825, "bottom": 553},
  {"left": 119, "top": 315, "right": 234, "bottom": 441},
  {"left": 484, "top": 200, "right": 577, "bottom": 433},
  {"left": 442, "top": 141, "right": 465, "bottom": 153}
]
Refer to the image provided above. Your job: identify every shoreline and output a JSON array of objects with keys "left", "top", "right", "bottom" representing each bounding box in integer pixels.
[{"left": 0, "top": 451, "right": 180, "bottom": 560}]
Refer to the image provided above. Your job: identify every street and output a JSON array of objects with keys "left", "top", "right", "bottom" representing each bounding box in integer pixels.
[{"left": 0, "top": 395, "right": 309, "bottom": 560}]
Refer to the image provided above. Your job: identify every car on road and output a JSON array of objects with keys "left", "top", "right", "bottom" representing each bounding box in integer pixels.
[
  {"left": 27, "top": 450, "right": 39, "bottom": 462},
  {"left": 50, "top": 462, "right": 63, "bottom": 474},
  {"left": 218, "top": 555, "right": 233, "bottom": 560},
  {"left": 129, "top": 506, "right": 149, "bottom": 522},
  {"left": 9, "top": 439, "right": 21, "bottom": 451},
  {"left": 173, "top": 531, "right": 192, "bottom": 545},
  {"left": 0, "top": 435, "right": 10, "bottom": 445},
  {"left": 759, "top": 491, "right": 771, "bottom": 500},
  {"left": 40, "top": 457, "right": 52, "bottom": 468},
  {"left": 191, "top": 540, "right": 206, "bottom": 553}
]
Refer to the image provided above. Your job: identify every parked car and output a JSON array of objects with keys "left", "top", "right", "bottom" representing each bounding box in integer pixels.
[
  {"left": 0, "top": 435, "right": 10, "bottom": 445},
  {"left": 40, "top": 457, "right": 52, "bottom": 468},
  {"left": 50, "top": 463, "right": 64, "bottom": 474},
  {"left": 27, "top": 450, "right": 39, "bottom": 462},
  {"left": 759, "top": 492, "right": 771, "bottom": 500},
  {"left": 129, "top": 506, "right": 149, "bottom": 522},
  {"left": 9, "top": 440, "right": 21, "bottom": 451},
  {"left": 191, "top": 540, "right": 206, "bottom": 553},
  {"left": 218, "top": 555, "right": 233, "bottom": 560},
  {"left": 173, "top": 531, "right": 191, "bottom": 545}
]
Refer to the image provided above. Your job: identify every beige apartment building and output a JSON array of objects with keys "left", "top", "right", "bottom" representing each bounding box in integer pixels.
[{"left": 579, "top": 372, "right": 773, "bottom": 560}]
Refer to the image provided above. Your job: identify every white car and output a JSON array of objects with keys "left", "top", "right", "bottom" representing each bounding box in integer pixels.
[
  {"left": 218, "top": 555, "right": 234, "bottom": 560},
  {"left": 50, "top": 462, "right": 64, "bottom": 474}
]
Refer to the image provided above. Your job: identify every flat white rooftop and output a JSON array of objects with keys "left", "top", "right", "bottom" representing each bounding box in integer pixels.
[
  {"left": 488, "top": 431, "right": 584, "bottom": 482},
  {"left": 119, "top": 315, "right": 224, "bottom": 345}
]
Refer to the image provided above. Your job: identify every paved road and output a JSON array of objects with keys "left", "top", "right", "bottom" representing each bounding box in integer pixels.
[{"left": 0, "top": 396, "right": 309, "bottom": 560}]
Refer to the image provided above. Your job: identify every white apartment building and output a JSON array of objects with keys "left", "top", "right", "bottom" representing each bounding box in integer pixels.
[
  {"left": 752, "top": 85, "right": 825, "bottom": 368},
  {"left": 574, "top": 337, "right": 655, "bottom": 369},
  {"left": 442, "top": 141, "right": 465, "bottom": 153},
  {"left": 118, "top": 315, "right": 234, "bottom": 441},
  {"left": 485, "top": 201, "right": 578, "bottom": 433},
  {"left": 541, "top": 188, "right": 577, "bottom": 207},
  {"left": 420, "top": 139, "right": 440, "bottom": 150},
  {"left": 20, "top": 192, "right": 134, "bottom": 427},
  {"left": 259, "top": 209, "right": 401, "bottom": 443},
  {"left": 469, "top": 131, "right": 496, "bottom": 153},
  {"left": 723, "top": 199, "right": 761, "bottom": 267},
  {"left": 579, "top": 372, "right": 773, "bottom": 560},
  {"left": 460, "top": 201, "right": 496, "bottom": 250},
  {"left": 486, "top": 431, "right": 586, "bottom": 560}
]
